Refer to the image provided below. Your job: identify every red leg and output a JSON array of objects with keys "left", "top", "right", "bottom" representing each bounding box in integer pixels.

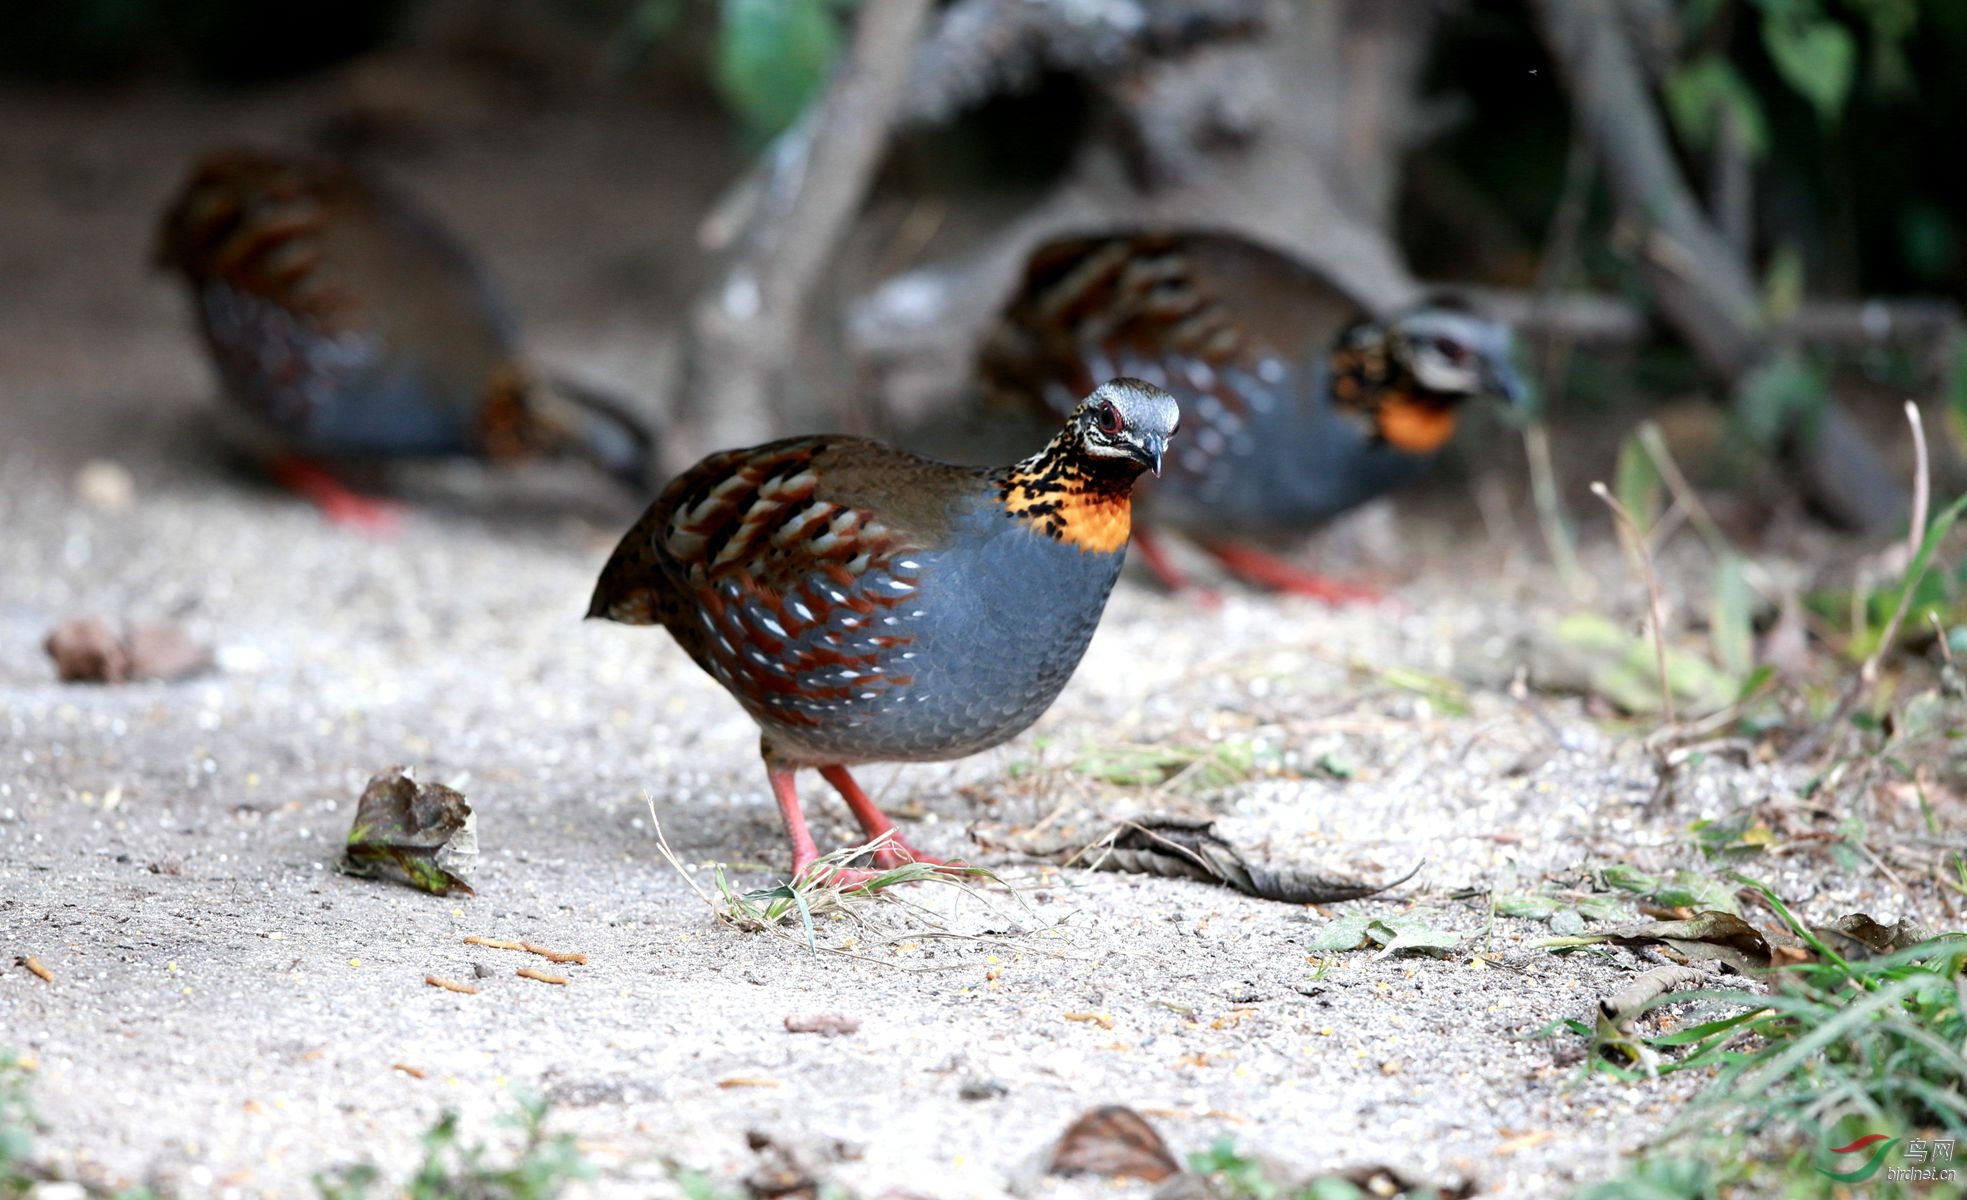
[
  {"left": 819, "top": 765, "right": 953, "bottom": 871},
  {"left": 769, "top": 766, "right": 883, "bottom": 888},
  {"left": 269, "top": 454, "right": 400, "bottom": 535},
  {"left": 1199, "top": 541, "right": 1381, "bottom": 605},
  {"left": 1129, "top": 530, "right": 1222, "bottom": 607}
]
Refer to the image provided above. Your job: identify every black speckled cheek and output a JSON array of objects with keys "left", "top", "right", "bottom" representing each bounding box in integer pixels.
[{"left": 757, "top": 502, "right": 1125, "bottom": 765}]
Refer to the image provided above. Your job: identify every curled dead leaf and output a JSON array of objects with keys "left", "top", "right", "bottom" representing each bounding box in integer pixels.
[
  {"left": 1059, "top": 816, "right": 1419, "bottom": 903},
  {"left": 341, "top": 767, "right": 476, "bottom": 896},
  {"left": 1576, "top": 912, "right": 1775, "bottom": 973},
  {"left": 1812, "top": 913, "right": 1934, "bottom": 959}
]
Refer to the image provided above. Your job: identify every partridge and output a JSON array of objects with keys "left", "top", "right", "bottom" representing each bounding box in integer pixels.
[
  {"left": 155, "top": 148, "right": 653, "bottom": 527},
  {"left": 981, "top": 230, "right": 1521, "bottom": 601},
  {"left": 588, "top": 379, "right": 1179, "bottom": 886}
]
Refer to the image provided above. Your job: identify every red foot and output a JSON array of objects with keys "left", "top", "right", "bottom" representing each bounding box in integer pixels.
[
  {"left": 269, "top": 455, "right": 400, "bottom": 535},
  {"left": 767, "top": 764, "right": 964, "bottom": 889},
  {"left": 1129, "top": 530, "right": 1223, "bottom": 608},
  {"left": 1199, "top": 541, "right": 1381, "bottom": 605},
  {"left": 820, "top": 765, "right": 957, "bottom": 871}
]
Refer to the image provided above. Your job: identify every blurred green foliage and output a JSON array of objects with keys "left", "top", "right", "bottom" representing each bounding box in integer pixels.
[
  {"left": 1, "top": 1052, "right": 34, "bottom": 1199},
  {"left": 1735, "top": 351, "right": 1828, "bottom": 448},
  {"left": 606, "top": 0, "right": 853, "bottom": 141},
  {"left": 1807, "top": 493, "right": 1967, "bottom": 660},
  {"left": 1665, "top": 55, "right": 1772, "bottom": 156},
  {"left": 1423, "top": 0, "right": 1967, "bottom": 309},
  {"left": 315, "top": 1092, "right": 590, "bottom": 1200},
  {"left": 714, "top": 0, "right": 851, "bottom": 141},
  {"left": 1753, "top": 0, "right": 1858, "bottom": 123}
]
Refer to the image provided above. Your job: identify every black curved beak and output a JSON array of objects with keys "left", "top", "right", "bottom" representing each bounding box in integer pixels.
[
  {"left": 1486, "top": 356, "right": 1526, "bottom": 406},
  {"left": 1130, "top": 434, "right": 1167, "bottom": 476}
]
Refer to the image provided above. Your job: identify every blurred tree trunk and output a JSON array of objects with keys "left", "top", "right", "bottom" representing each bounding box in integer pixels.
[
  {"left": 670, "top": 0, "right": 934, "bottom": 467},
  {"left": 1529, "top": 0, "right": 1907, "bottom": 533}
]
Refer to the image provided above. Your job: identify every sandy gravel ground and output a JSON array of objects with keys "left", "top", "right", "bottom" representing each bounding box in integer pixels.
[{"left": 0, "top": 77, "right": 1936, "bottom": 1200}]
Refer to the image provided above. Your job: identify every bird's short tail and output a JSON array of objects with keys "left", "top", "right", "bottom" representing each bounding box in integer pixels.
[{"left": 531, "top": 374, "right": 660, "bottom": 495}]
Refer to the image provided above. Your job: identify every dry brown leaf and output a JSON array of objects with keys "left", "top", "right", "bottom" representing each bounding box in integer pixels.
[
  {"left": 1048, "top": 1105, "right": 1181, "bottom": 1183},
  {"left": 1062, "top": 816, "right": 1420, "bottom": 904},
  {"left": 1601, "top": 912, "right": 1773, "bottom": 973},
  {"left": 45, "top": 617, "right": 128, "bottom": 683},
  {"left": 1812, "top": 913, "right": 1933, "bottom": 959},
  {"left": 343, "top": 767, "right": 476, "bottom": 896},
  {"left": 43, "top": 617, "right": 210, "bottom": 683},
  {"left": 784, "top": 1013, "right": 861, "bottom": 1037}
]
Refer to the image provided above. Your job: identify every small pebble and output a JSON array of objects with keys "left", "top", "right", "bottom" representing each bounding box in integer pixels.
[
  {"left": 74, "top": 458, "right": 135, "bottom": 511},
  {"left": 958, "top": 1078, "right": 1007, "bottom": 1101}
]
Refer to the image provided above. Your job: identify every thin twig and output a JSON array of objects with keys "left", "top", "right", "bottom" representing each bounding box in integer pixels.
[
  {"left": 1907, "top": 399, "right": 1931, "bottom": 564},
  {"left": 1636, "top": 420, "right": 1735, "bottom": 563},
  {"left": 1466, "top": 288, "right": 1961, "bottom": 350},
  {"left": 1786, "top": 402, "right": 1935, "bottom": 764},
  {"left": 1527, "top": 424, "right": 1588, "bottom": 597},
  {"left": 646, "top": 801, "right": 720, "bottom": 910},
  {"left": 1852, "top": 839, "right": 1922, "bottom": 924},
  {"left": 1523, "top": 120, "right": 1598, "bottom": 596},
  {"left": 645, "top": 798, "right": 1027, "bottom": 973},
  {"left": 1592, "top": 481, "right": 1677, "bottom": 725}
]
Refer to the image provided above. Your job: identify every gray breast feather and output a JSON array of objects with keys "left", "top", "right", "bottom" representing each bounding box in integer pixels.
[
  {"left": 761, "top": 507, "right": 1123, "bottom": 765},
  {"left": 1135, "top": 353, "right": 1433, "bottom": 533}
]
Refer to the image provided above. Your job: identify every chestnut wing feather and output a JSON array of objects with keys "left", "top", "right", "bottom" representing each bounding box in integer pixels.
[{"left": 588, "top": 436, "right": 984, "bottom": 730}]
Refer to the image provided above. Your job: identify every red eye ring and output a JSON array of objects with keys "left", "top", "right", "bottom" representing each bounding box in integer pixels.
[{"left": 1096, "top": 400, "right": 1123, "bottom": 434}]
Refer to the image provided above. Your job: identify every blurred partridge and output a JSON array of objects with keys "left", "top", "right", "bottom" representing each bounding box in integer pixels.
[
  {"left": 155, "top": 148, "right": 653, "bottom": 527},
  {"left": 981, "top": 230, "right": 1521, "bottom": 601},
  {"left": 589, "top": 380, "right": 1179, "bottom": 885}
]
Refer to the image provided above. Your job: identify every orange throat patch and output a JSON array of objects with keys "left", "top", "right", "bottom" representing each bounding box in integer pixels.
[
  {"left": 1376, "top": 394, "right": 1460, "bottom": 455},
  {"left": 998, "top": 460, "right": 1135, "bottom": 554}
]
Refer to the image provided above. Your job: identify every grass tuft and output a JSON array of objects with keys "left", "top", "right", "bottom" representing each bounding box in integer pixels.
[
  {"left": 647, "top": 800, "right": 1006, "bottom": 957},
  {"left": 1, "top": 1052, "right": 37, "bottom": 1200},
  {"left": 314, "top": 1091, "right": 589, "bottom": 1200},
  {"left": 711, "top": 842, "right": 999, "bottom": 945},
  {"left": 1549, "top": 878, "right": 1967, "bottom": 1194}
]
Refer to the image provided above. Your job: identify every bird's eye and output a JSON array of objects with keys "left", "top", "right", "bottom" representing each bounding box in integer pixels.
[
  {"left": 1432, "top": 336, "right": 1471, "bottom": 366},
  {"left": 1096, "top": 400, "right": 1124, "bottom": 435}
]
